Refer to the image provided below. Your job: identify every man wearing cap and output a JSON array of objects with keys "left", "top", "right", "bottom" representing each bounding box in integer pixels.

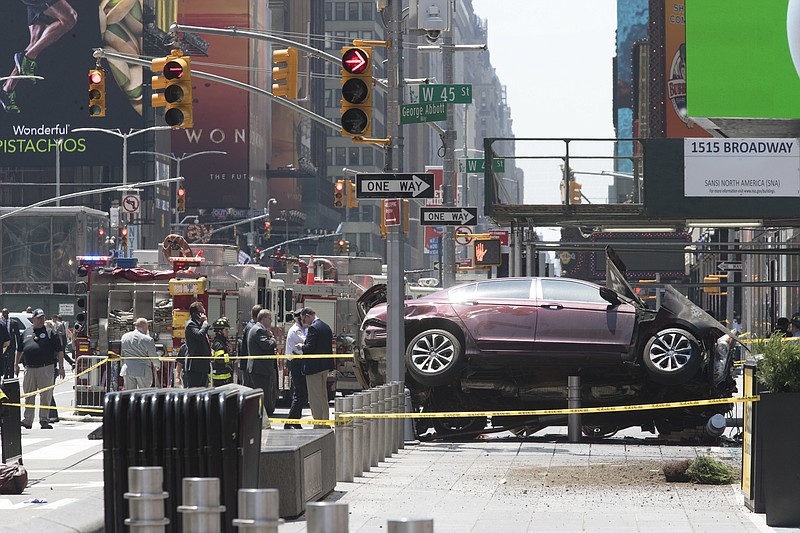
[
  {"left": 284, "top": 309, "right": 308, "bottom": 428},
  {"left": 15, "top": 308, "right": 64, "bottom": 429},
  {"left": 120, "top": 318, "right": 158, "bottom": 390}
]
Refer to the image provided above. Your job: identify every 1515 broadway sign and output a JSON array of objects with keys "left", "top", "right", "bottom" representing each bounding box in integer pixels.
[{"left": 684, "top": 138, "right": 800, "bottom": 197}]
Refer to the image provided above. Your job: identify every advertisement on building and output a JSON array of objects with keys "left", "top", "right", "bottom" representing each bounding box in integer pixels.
[
  {"left": 664, "top": 0, "right": 710, "bottom": 137},
  {"left": 173, "top": 0, "right": 267, "bottom": 210},
  {"left": 686, "top": 0, "right": 800, "bottom": 118},
  {"left": 0, "top": 0, "right": 145, "bottom": 165}
]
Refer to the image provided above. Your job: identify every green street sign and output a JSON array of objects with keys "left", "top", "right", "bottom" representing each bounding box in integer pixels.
[
  {"left": 410, "top": 84, "right": 473, "bottom": 104},
  {"left": 457, "top": 158, "right": 505, "bottom": 173},
  {"left": 400, "top": 102, "right": 447, "bottom": 124}
]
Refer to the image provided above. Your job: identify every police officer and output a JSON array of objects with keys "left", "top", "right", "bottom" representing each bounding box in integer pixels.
[
  {"left": 211, "top": 317, "right": 234, "bottom": 386},
  {"left": 15, "top": 309, "right": 64, "bottom": 429}
]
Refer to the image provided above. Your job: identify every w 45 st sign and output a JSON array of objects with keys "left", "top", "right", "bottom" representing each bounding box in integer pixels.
[{"left": 409, "top": 84, "right": 472, "bottom": 104}]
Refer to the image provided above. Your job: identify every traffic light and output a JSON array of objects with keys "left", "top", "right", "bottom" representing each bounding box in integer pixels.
[
  {"left": 88, "top": 69, "right": 106, "bottom": 117},
  {"left": 177, "top": 187, "right": 186, "bottom": 213},
  {"left": 340, "top": 46, "right": 372, "bottom": 136},
  {"left": 569, "top": 181, "right": 583, "bottom": 204},
  {"left": 334, "top": 239, "right": 350, "bottom": 255},
  {"left": 264, "top": 221, "right": 272, "bottom": 238},
  {"left": 152, "top": 50, "right": 192, "bottom": 128},
  {"left": 346, "top": 180, "right": 359, "bottom": 208},
  {"left": 334, "top": 179, "right": 346, "bottom": 208},
  {"left": 120, "top": 226, "right": 129, "bottom": 249},
  {"left": 272, "top": 47, "right": 299, "bottom": 99},
  {"left": 474, "top": 239, "right": 502, "bottom": 267}
]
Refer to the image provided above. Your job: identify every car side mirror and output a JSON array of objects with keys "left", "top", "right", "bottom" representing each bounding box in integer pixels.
[{"left": 599, "top": 287, "right": 621, "bottom": 306}]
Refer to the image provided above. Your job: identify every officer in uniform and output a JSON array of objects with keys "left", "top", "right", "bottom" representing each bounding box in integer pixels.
[{"left": 210, "top": 317, "right": 234, "bottom": 386}]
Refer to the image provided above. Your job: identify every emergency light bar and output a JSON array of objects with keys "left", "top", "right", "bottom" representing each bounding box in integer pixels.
[{"left": 76, "top": 255, "right": 111, "bottom": 266}]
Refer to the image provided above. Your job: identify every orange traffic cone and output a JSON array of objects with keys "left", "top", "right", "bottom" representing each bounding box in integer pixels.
[{"left": 306, "top": 255, "right": 316, "bottom": 285}]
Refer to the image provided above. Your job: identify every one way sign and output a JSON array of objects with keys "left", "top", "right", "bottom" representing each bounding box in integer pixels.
[
  {"left": 420, "top": 207, "right": 478, "bottom": 226},
  {"left": 716, "top": 261, "right": 743, "bottom": 271},
  {"left": 356, "top": 173, "right": 435, "bottom": 199}
]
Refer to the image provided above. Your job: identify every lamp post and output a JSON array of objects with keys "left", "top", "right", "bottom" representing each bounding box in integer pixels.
[
  {"left": 54, "top": 138, "right": 64, "bottom": 206},
  {"left": 130, "top": 150, "right": 227, "bottom": 228},
  {"left": 71, "top": 126, "right": 172, "bottom": 256}
]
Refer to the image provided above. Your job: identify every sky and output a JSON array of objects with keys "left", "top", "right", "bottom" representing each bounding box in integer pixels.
[{"left": 470, "top": 0, "right": 618, "bottom": 205}]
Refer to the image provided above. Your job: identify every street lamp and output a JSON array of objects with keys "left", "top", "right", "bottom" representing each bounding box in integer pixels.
[{"left": 129, "top": 150, "right": 227, "bottom": 227}]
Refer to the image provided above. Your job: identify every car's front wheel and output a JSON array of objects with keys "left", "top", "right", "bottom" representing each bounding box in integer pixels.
[
  {"left": 405, "top": 328, "right": 464, "bottom": 387},
  {"left": 643, "top": 327, "right": 703, "bottom": 385}
]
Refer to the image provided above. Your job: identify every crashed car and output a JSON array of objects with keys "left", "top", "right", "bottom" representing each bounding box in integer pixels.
[{"left": 355, "top": 247, "right": 739, "bottom": 437}]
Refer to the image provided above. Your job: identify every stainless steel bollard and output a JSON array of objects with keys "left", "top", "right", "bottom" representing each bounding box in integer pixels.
[
  {"left": 369, "top": 388, "right": 380, "bottom": 467},
  {"left": 376, "top": 386, "right": 387, "bottom": 462},
  {"left": 336, "top": 395, "right": 354, "bottom": 482},
  {"left": 404, "top": 387, "right": 417, "bottom": 444},
  {"left": 387, "top": 517, "right": 434, "bottom": 533},
  {"left": 358, "top": 391, "right": 372, "bottom": 473},
  {"left": 351, "top": 392, "right": 364, "bottom": 478},
  {"left": 232, "top": 488, "right": 282, "bottom": 532},
  {"left": 334, "top": 397, "right": 345, "bottom": 482},
  {"left": 306, "top": 501, "right": 349, "bottom": 533},
  {"left": 382, "top": 384, "right": 393, "bottom": 459},
  {"left": 390, "top": 382, "right": 401, "bottom": 454},
  {"left": 124, "top": 466, "right": 170, "bottom": 532},
  {"left": 177, "top": 477, "right": 226, "bottom": 533},
  {"left": 567, "top": 375, "right": 582, "bottom": 443}
]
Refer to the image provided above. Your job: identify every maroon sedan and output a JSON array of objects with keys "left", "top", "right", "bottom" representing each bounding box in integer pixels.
[{"left": 356, "top": 249, "right": 738, "bottom": 437}]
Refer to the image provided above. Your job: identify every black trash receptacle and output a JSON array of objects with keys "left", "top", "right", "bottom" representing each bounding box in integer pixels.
[{"left": 1, "top": 379, "right": 22, "bottom": 464}]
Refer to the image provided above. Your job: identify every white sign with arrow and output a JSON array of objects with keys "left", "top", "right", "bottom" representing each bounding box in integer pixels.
[
  {"left": 420, "top": 207, "right": 477, "bottom": 226},
  {"left": 356, "top": 173, "right": 435, "bottom": 199},
  {"left": 716, "top": 261, "right": 743, "bottom": 271}
]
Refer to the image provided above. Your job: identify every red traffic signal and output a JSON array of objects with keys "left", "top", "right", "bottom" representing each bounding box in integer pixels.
[
  {"left": 89, "top": 70, "right": 103, "bottom": 84},
  {"left": 120, "top": 227, "right": 129, "bottom": 237},
  {"left": 98, "top": 228, "right": 105, "bottom": 236},
  {"left": 163, "top": 60, "right": 186, "bottom": 79},
  {"left": 342, "top": 48, "right": 370, "bottom": 74},
  {"left": 177, "top": 187, "right": 186, "bottom": 197}
]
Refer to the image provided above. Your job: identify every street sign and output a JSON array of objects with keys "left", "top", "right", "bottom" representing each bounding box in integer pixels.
[
  {"left": 457, "top": 158, "right": 505, "bottom": 173},
  {"left": 356, "top": 173, "right": 435, "bottom": 199},
  {"left": 400, "top": 102, "right": 447, "bottom": 124},
  {"left": 454, "top": 226, "right": 473, "bottom": 246},
  {"left": 716, "top": 261, "right": 743, "bottom": 271},
  {"left": 474, "top": 239, "right": 502, "bottom": 266},
  {"left": 410, "top": 84, "right": 473, "bottom": 104},
  {"left": 384, "top": 199, "right": 401, "bottom": 226},
  {"left": 121, "top": 194, "right": 140, "bottom": 214},
  {"left": 420, "top": 207, "right": 477, "bottom": 226}
]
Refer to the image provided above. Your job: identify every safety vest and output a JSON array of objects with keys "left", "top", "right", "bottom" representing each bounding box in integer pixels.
[{"left": 211, "top": 335, "right": 232, "bottom": 381}]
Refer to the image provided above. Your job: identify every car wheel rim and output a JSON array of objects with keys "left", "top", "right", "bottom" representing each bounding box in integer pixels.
[
  {"left": 410, "top": 333, "right": 455, "bottom": 375},
  {"left": 648, "top": 331, "right": 694, "bottom": 372}
]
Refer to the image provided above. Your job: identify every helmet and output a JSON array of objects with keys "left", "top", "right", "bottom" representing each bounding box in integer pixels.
[{"left": 213, "top": 317, "right": 231, "bottom": 330}]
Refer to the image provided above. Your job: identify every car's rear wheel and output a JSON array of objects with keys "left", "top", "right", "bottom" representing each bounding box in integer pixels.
[
  {"left": 428, "top": 388, "right": 486, "bottom": 438},
  {"left": 405, "top": 328, "right": 465, "bottom": 387},
  {"left": 643, "top": 327, "right": 703, "bottom": 385}
]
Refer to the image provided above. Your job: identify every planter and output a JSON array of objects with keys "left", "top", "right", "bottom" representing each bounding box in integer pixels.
[{"left": 757, "top": 391, "right": 800, "bottom": 527}]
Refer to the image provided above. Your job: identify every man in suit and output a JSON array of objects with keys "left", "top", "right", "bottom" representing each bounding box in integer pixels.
[
  {"left": 246, "top": 309, "right": 277, "bottom": 415},
  {"left": 0, "top": 308, "right": 21, "bottom": 379},
  {"left": 183, "top": 301, "right": 211, "bottom": 388},
  {"left": 298, "top": 307, "right": 334, "bottom": 424}
]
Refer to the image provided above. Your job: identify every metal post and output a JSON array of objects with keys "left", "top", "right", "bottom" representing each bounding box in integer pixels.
[
  {"left": 387, "top": 518, "right": 434, "bottom": 533},
  {"left": 404, "top": 387, "right": 417, "bottom": 444},
  {"left": 335, "top": 396, "right": 354, "bottom": 482},
  {"left": 55, "top": 139, "right": 63, "bottom": 206},
  {"left": 306, "top": 502, "right": 348, "bottom": 533},
  {"left": 391, "top": 381, "right": 401, "bottom": 454},
  {"left": 382, "top": 385, "right": 393, "bottom": 458},
  {"left": 359, "top": 391, "right": 372, "bottom": 473},
  {"left": 231, "top": 488, "right": 281, "bottom": 533},
  {"left": 124, "top": 466, "right": 169, "bottom": 532},
  {"left": 176, "top": 158, "right": 181, "bottom": 228},
  {"left": 370, "top": 388, "right": 380, "bottom": 467},
  {"left": 442, "top": 23, "right": 457, "bottom": 288},
  {"left": 376, "top": 386, "right": 386, "bottom": 462},
  {"left": 567, "top": 375, "right": 582, "bottom": 443},
  {"left": 351, "top": 392, "right": 364, "bottom": 478},
  {"left": 177, "top": 477, "right": 225, "bottom": 533}
]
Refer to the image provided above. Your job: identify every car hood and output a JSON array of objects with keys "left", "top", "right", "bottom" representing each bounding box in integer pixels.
[
  {"left": 357, "top": 283, "right": 387, "bottom": 321},
  {"left": 605, "top": 246, "right": 646, "bottom": 307},
  {"left": 658, "top": 285, "right": 738, "bottom": 339}
]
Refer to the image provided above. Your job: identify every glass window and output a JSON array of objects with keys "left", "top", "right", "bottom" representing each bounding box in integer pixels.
[
  {"left": 335, "top": 147, "right": 347, "bottom": 166},
  {"left": 540, "top": 279, "right": 607, "bottom": 304},
  {"left": 348, "top": 31, "right": 359, "bottom": 42},
  {"left": 334, "top": 2, "right": 346, "bottom": 20},
  {"left": 348, "top": 147, "right": 360, "bottom": 165},
  {"left": 474, "top": 280, "right": 532, "bottom": 300},
  {"left": 326, "top": 147, "right": 333, "bottom": 166},
  {"left": 449, "top": 283, "right": 476, "bottom": 302},
  {"left": 51, "top": 217, "right": 76, "bottom": 282},
  {"left": 349, "top": 2, "right": 360, "bottom": 20},
  {"left": 324, "top": 2, "right": 332, "bottom": 20},
  {"left": 362, "top": 2, "right": 373, "bottom": 20},
  {"left": 324, "top": 32, "right": 333, "bottom": 50},
  {"left": 361, "top": 30, "right": 373, "bottom": 41}
]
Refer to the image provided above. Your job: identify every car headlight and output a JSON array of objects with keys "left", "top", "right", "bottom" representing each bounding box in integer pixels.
[{"left": 713, "top": 336, "right": 732, "bottom": 385}]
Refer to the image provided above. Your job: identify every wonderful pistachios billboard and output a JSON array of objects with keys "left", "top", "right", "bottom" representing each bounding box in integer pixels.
[
  {"left": 0, "top": 0, "right": 145, "bottom": 165},
  {"left": 686, "top": 0, "right": 800, "bottom": 118}
]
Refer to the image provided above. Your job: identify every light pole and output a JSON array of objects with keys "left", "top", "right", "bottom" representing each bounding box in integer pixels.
[
  {"left": 130, "top": 150, "right": 227, "bottom": 227},
  {"left": 71, "top": 126, "right": 172, "bottom": 255},
  {"left": 54, "top": 138, "right": 64, "bottom": 206}
]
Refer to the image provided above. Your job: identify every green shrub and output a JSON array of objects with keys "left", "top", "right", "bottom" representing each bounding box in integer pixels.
[
  {"left": 685, "top": 455, "right": 736, "bottom": 485},
  {"left": 753, "top": 334, "right": 800, "bottom": 393}
]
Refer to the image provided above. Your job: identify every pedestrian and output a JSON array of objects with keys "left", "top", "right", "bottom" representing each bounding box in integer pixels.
[
  {"left": 120, "top": 318, "right": 158, "bottom": 390},
  {"left": 773, "top": 317, "right": 790, "bottom": 337},
  {"left": 246, "top": 309, "right": 277, "bottom": 415},
  {"left": 52, "top": 314, "right": 74, "bottom": 369},
  {"left": 25, "top": 306, "right": 32, "bottom": 313},
  {"left": 790, "top": 316, "right": 800, "bottom": 338},
  {"left": 0, "top": 308, "right": 17, "bottom": 380},
  {"left": 298, "top": 308, "right": 334, "bottom": 425},
  {"left": 15, "top": 308, "right": 64, "bottom": 429},
  {"left": 210, "top": 317, "right": 234, "bottom": 386},
  {"left": 183, "top": 301, "right": 211, "bottom": 388},
  {"left": 173, "top": 341, "right": 187, "bottom": 388},
  {"left": 238, "top": 305, "right": 261, "bottom": 385},
  {"left": 284, "top": 309, "right": 308, "bottom": 429}
]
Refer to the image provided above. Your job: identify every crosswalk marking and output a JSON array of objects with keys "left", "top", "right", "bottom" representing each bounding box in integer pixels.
[{"left": 23, "top": 439, "right": 101, "bottom": 461}]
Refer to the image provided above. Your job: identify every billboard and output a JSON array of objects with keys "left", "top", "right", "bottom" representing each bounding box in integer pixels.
[
  {"left": 686, "top": 0, "right": 800, "bottom": 118},
  {"left": 0, "top": 1, "right": 145, "bottom": 165}
]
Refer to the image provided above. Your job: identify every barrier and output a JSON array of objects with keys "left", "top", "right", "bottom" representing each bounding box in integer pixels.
[{"left": 75, "top": 354, "right": 119, "bottom": 414}]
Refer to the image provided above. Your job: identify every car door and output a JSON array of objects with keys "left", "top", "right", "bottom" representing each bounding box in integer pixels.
[
  {"left": 534, "top": 278, "right": 636, "bottom": 358},
  {"left": 449, "top": 279, "right": 536, "bottom": 353}
]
